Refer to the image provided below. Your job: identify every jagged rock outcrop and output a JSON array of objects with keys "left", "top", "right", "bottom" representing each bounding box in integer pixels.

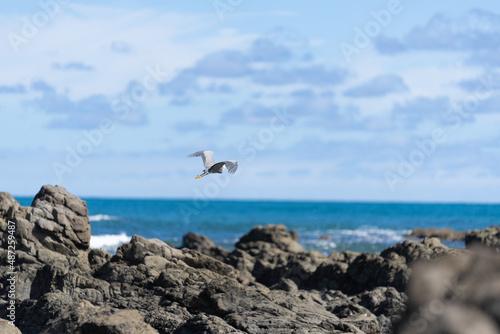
[{"left": 0, "top": 185, "right": 90, "bottom": 260}]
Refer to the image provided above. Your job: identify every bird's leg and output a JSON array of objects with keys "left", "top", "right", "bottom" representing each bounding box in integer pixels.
[{"left": 195, "top": 171, "right": 209, "bottom": 179}]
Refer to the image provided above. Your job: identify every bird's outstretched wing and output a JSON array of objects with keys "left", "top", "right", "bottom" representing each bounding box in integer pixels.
[
  {"left": 188, "top": 151, "right": 215, "bottom": 169},
  {"left": 224, "top": 160, "right": 238, "bottom": 174}
]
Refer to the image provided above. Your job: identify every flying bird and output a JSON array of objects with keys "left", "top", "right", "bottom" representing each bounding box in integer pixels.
[{"left": 188, "top": 150, "right": 238, "bottom": 179}]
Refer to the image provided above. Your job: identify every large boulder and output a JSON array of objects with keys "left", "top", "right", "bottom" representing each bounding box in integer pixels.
[
  {"left": 32, "top": 185, "right": 91, "bottom": 249},
  {"left": 0, "top": 185, "right": 94, "bottom": 313},
  {"left": 0, "top": 185, "right": 90, "bottom": 259},
  {"left": 235, "top": 224, "right": 303, "bottom": 253}
]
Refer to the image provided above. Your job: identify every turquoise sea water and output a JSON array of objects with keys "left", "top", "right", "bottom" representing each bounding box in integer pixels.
[{"left": 17, "top": 198, "right": 500, "bottom": 254}]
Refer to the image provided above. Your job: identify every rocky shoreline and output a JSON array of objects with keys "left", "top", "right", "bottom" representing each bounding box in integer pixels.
[{"left": 1, "top": 185, "right": 500, "bottom": 333}]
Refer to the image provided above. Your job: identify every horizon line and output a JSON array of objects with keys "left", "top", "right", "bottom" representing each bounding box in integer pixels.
[{"left": 12, "top": 193, "right": 500, "bottom": 206}]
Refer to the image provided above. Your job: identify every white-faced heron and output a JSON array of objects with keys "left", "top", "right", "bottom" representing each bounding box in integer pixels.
[{"left": 188, "top": 150, "right": 238, "bottom": 179}]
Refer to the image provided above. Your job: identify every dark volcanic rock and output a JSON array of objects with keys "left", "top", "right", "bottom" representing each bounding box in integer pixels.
[
  {"left": 345, "top": 252, "right": 408, "bottom": 293},
  {"left": 18, "top": 293, "right": 158, "bottom": 334},
  {"left": 352, "top": 286, "right": 408, "bottom": 325},
  {"left": 181, "top": 231, "right": 230, "bottom": 263},
  {"left": 235, "top": 224, "right": 303, "bottom": 253},
  {"left": 380, "top": 237, "right": 466, "bottom": 264},
  {"left": 305, "top": 238, "right": 462, "bottom": 295},
  {"left": 226, "top": 225, "right": 328, "bottom": 288},
  {"left": 465, "top": 226, "right": 500, "bottom": 252},
  {"left": 405, "top": 227, "right": 467, "bottom": 241},
  {"left": 90, "top": 232, "right": 378, "bottom": 333},
  {"left": 0, "top": 185, "right": 90, "bottom": 259},
  {"left": 173, "top": 314, "right": 245, "bottom": 334}
]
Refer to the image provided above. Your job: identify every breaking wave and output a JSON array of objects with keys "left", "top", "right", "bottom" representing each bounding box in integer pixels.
[
  {"left": 89, "top": 214, "right": 119, "bottom": 222},
  {"left": 89, "top": 232, "right": 131, "bottom": 252}
]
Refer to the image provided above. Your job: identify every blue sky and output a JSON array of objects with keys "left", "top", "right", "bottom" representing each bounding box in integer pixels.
[{"left": 1, "top": 0, "right": 500, "bottom": 202}]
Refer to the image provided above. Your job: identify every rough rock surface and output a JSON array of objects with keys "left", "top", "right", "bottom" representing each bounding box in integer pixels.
[
  {"left": 0, "top": 185, "right": 90, "bottom": 259},
  {"left": 235, "top": 224, "right": 303, "bottom": 253},
  {"left": 182, "top": 231, "right": 230, "bottom": 263},
  {"left": 1, "top": 185, "right": 498, "bottom": 333},
  {"left": 465, "top": 226, "right": 500, "bottom": 252},
  {"left": 405, "top": 227, "right": 468, "bottom": 241}
]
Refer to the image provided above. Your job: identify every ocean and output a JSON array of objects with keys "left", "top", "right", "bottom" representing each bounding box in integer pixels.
[{"left": 17, "top": 198, "right": 500, "bottom": 254}]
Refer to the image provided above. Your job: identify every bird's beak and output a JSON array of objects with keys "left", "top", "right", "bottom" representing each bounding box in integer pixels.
[{"left": 195, "top": 175, "right": 202, "bottom": 179}]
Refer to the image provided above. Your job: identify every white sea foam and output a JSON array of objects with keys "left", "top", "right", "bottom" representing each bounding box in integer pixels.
[
  {"left": 90, "top": 232, "right": 131, "bottom": 252},
  {"left": 301, "top": 238, "right": 338, "bottom": 250},
  {"left": 303, "top": 226, "right": 411, "bottom": 246},
  {"left": 89, "top": 214, "right": 119, "bottom": 222},
  {"left": 331, "top": 227, "right": 410, "bottom": 244}
]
